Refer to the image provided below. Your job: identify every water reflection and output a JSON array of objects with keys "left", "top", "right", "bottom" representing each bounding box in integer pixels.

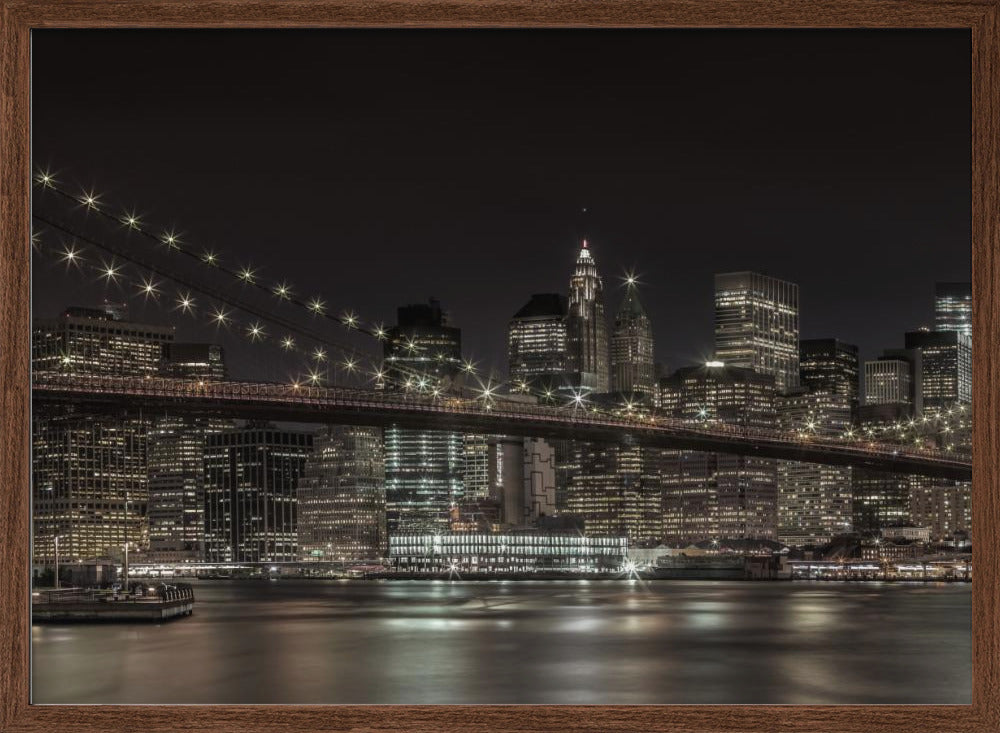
[{"left": 32, "top": 580, "right": 970, "bottom": 704}]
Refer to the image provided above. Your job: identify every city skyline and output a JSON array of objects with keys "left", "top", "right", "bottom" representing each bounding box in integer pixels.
[{"left": 32, "top": 29, "right": 971, "bottom": 378}]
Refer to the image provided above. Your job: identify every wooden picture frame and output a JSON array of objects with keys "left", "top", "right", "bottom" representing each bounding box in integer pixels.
[{"left": 1, "top": 1, "right": 997, "bottom": 730}]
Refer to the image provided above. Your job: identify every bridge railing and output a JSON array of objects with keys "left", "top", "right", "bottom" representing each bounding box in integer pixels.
[{"left": 31, "top": 373, "right": 970, "bottom": 469}]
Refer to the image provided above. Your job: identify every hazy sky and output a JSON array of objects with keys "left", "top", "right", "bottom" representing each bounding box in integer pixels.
[{"left": 32, "top": 29, "right": 971, "bottom": 381}]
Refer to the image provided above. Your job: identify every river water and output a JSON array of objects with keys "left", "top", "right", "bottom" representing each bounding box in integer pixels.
[{"left": 31, "top": 579, "right": 970, "bottom": 704}]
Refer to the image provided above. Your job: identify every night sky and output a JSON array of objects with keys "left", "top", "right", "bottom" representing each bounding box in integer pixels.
[{"left": 31, "top": 29, "right": 971, "bottom": 382}]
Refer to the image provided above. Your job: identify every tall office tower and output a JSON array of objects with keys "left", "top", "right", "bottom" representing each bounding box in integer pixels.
[
  {"left": 462, "top": 434, "right": 492, "bottom": 501},
  {"left": 851, "top": 407, "right": 912, "bottom": 534},
  {"left": 507, "top": 293, "right": 568, "bottom": 388},
  {"left": 566, "top": 240, "right": 610, "bottom": 392},
  {"left": 32, "top": 306, "right": 174, "bottom": 564},
  {"left": 935, "top": 282, "right": 972, "bottom": 339},
  {"left": 909, "top": 480, "right": 972, "bottom": 543},
  {"left": 566, "top": 443, "right": 663, "bottom": 544},
  {"left": 146, "top": 343, "right": 230, "bottom": 561},
  {"left": 775, "top": 390, "right": 853, "bottom": 547},
  {"left": 610, "top": 282, "right": 656, "bottom": 400},
  {"left": 383, "top": 299, "right": 464, "bottom": 534},
  {"left": 204, "top": 424, "right": 312, "bottom": 563},
  {"left": 659, "top": 363, "right": 778, "bottom": 543},
  {"left": 714, "top": 272, "right": 800, "bottom": 393},
  {"left": 904, "top": 330, "right": 972, "bottom": 409},
  {"left": 864, "top": 357, "right": 915, "bottom": 407},
  {"left": 298, "top": 425, "right": 386, "bottom": 562},
  {"left": 799, "top": 339, "right": 860, "bottom": 414}
]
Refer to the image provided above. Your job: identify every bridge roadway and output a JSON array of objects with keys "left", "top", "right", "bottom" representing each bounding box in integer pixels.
[{"left": 32, "top": 374, "right": 972, "bottom": 480}]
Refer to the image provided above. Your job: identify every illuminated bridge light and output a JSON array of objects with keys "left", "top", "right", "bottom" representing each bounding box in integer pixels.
[
  {"left": 273, "top": 281, "right": 292, "bottom": 300},
  {"left": 238, "top": 265, "right": 257, "bottom": 284}
]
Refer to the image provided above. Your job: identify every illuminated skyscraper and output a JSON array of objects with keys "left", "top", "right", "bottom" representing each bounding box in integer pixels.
[
  {"left": 659, "top": 364, "right": 778, "bottom": 543},
  {"left": 714, "top": 272, "right": 799, "bottom": 393},
  {"left": 864, "top": 357, "right": 915, "bottom": 407},
  {"left": 566, "top": 240, "right": 610, "bottom": 392},
  {"left": 204, "top": 424, "right": 312, "bottom": 563},
  {"left": 566, "top": 441, "right": 664, "bottom": 544},
  {"left": 776, "top": 389, "right": 853, "bottom": 547},
  {"left": 383, "top": 299, "right": 464, "bottom": 534},
  {"left": 935, "top": 282, "right": 972, "bottom": 339},
  {"left": 298, "top": 425, "right": 386, "bottom": 562},
  {"left": 32, "top": 305, "right": 174, "bottom": 564},
  {"left": 799, "top": 339, "right": 859, "bottom": 414},
  {"left": 610, "top": 282, "right": 655, "bottom": 400},
  {"left": 146, "top": 343, "right": 229, "bottom": 562},
  {"left": 904, "top": 330, "right": 972, "bottom": 409},
  {"left": 507, "top": 293, "right": 568, "bottom": 388}
]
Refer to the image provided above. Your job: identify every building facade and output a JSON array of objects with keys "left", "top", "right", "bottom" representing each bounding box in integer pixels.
[
  {"left": 383, "top": 299, "right": 465, "bottom": 535},
  {"left": 776, "top": 390, "right": 853, "bottom": 547},
  {"left": 799, "top": 339, "right": 859, "bottom": 414},
  {"left": 507, "top": 293, "right": 568, "bottom": 388},
  {"left": 32, "top": 305, "right": 174, "bottom": 564},
  {"left": 298, "top": 425, "right": 386, "bottom": 562},
  {"left": 566, "top": 240, "right": 610, "bottom": 392},
  {"left": 146, "top": 343, "right": 229, "bottom": 562},
  {"left": 714, "top": 272, "right": 800, "bottom": 393},
  {"left": 389, "top": 532, "right": 627, "bottom": 574},
  {"left": 204, "top": 424, "right": 312, "bottom": 563},
  {"left": 904, "top": 330, "right": 972, "bottom": 409},
  {"left": 610, "top": 282, "right": 656, "bottom": 400},
  {"left": 935, "top": 282, "right": 972, "bottom": 339},
  {"left": 659, "top": 363, "right": 778, "bottom": 544}
]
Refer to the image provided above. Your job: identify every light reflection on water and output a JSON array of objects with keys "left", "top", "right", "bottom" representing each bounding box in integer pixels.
[{"left": 31, "top": 580, "right": 970, "bottom": 705}]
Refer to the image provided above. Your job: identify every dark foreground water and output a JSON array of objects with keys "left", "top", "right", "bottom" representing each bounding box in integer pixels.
[{"left": 32, "top": 580, "right": 970, "bottom": 704}]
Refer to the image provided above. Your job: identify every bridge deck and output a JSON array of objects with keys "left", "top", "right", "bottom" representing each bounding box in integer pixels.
[{"left": 31, "top": 375, "right": 971, "bottom": 480}]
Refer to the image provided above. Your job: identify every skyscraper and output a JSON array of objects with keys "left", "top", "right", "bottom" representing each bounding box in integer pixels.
[
  {"left": 383, "top": 299, "right": 465, "bottom": 534},
  {"left": 566, "top": 240, "right": 610, "bottom": 392},
  {"left": 659, "top": 363, "right": 778, "bottom": 543},
  {"left": 864, "top": 357, "right": 915, "bottom": 407},
  {"left": 610, "top": 282, "right": 656, "bottom": 400},
  {"left": 935, "top": 282, "right": 972, "bottom": 339},
  {"left": 146, "top": 343, "right": 229, "bottom": 562},
  {"left": 298, "top": 425, "right": 386, "bottom": 562},
  {"left": 714, "top": 272, "right": 800, "bottom": 392},
  {"left": 799, "top": 339, "right": 859, "bottom": 414},
  {"left": 776, "top": 390, "right": 853, "bottom": 546},
  {"left": 204, "top": 424, "right": 312, "bottom": 563},
  {"left": 566, "top": 442, "right": 663, "bottom": 544},
  {"left": 32, "top": 305, "right": 174, "bottom": 564},
  {"left": 507, "top": 293, "right": 568, "bottom": 388},
  {"left": 904, "top": 330, "right": 972, "bottom": 409}
]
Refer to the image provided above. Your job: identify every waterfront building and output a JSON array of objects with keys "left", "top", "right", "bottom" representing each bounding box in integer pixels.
[
  {"left": 298, "top": 425, "right": 386, "bottom": 562},
  {"left": 851, "top": 404, "right": 913, "bottom": 533},
  {"left": 659, "top": 363, "right": 778, "bottom": 543},
  {"left": 775, "top": 389, "right": 853, "bottom": 547},
  {"left": 610, "top": 282, "right": 656, "bottom": 400},
  {"left": 383, "top": 299, "right": 465, "bottom": 534},
  {"left": 935, "top": 282, "right": 972, "bottom": 339},
  {"left": 32, "top": 305, "right": 174, "bottom": 564},
  {"left": 204, "top": 424, "right": 312, "bottom": 563},
  {"left": 389, "top": 532, "right": 627, "bottom": 574},
  {"left": 566, "top": 240, "right": 610, "bottom": 392},
  {"left": 714, "top": 272, "right": 800, "bottom": 393},
  {"left": 507, "top": 293, "right": 568, "bottom": 388},
  {"left": 904, "top": 329, "right": 972, "bottom": 409},
  {"left": 799, "top": 339, "right": 859, "bottom": 414},
  {"left": 146, "top": 343, "right": 229, "bottom": 562}
]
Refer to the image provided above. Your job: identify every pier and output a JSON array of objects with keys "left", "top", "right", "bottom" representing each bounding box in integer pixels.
[{"left": 32, "top": 583, "right": 195, "bottom": 622}]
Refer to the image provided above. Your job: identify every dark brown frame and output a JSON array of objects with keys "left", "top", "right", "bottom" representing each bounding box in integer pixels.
[{"left": 1, "top": 1, "right": 997, "bottom": 731}]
